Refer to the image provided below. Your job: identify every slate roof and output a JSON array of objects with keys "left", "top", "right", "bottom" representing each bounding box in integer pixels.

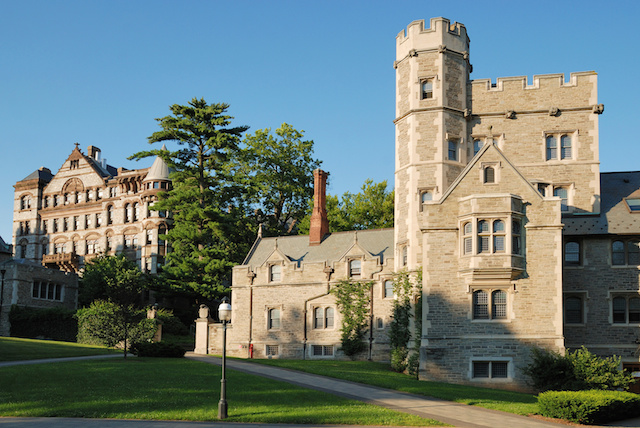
[
  {"left": 0, "top": 236, "right": 11, "bottom": 255},
  {"left": 564, "top": 171, "right": 640, "bottom": 235},
  {"left": 242, "top": 228, "right": 394, "bottom": 269},
  {"left": 19, "top": 167, "right": 54, "bottom": 183}
]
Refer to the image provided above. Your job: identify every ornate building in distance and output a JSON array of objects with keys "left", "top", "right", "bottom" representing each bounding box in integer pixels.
[{"left": 12, "top": 144, "right": 171, "bottom": 274}]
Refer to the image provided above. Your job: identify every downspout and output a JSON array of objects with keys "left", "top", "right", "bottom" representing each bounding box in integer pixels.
[{"left": 249, "top": 285, "right": 253, "bottom": 358}]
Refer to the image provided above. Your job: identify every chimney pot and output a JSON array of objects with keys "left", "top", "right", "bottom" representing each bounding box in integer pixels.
[{"left": 309, "top": 169, "right": 329, "bottom": 245}]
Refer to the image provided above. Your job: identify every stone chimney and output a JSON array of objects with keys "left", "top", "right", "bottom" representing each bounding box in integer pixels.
[
  {"left": 309, "top": 169, "right": 329, "bottom": 245},
  {"left": 87, "top": 145, "right": 101, "bottom": 160}
]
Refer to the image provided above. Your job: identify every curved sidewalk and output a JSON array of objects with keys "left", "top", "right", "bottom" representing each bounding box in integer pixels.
[{"left": 186, "top": 353, "right": 564, "bottom": 428}]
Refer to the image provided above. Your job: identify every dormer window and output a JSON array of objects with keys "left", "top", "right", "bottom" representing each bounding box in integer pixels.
[
  {"left": 484, "top": 166, "right": 495, "bottom": 183},
  {"left": 270, "top": 264, "right": 281, "bottom": 282},
  {"left": 625, "top": 198, "right": 640, "bottom": 212},
  {"left": 349, "top": 260, "right": 361, "bottom": 278}
]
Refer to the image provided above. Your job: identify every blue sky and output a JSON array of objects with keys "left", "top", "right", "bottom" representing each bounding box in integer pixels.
[{"left": 1, "top": 0, "right": 638, "bottom": 242}]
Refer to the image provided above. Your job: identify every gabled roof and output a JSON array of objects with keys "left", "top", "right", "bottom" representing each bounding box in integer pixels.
[
  {"left": 437, "top": 141, "right": 543, "bottom": 204},
  {"left": 564, "top": 171, "right": 640, "bottom": 235},
  {"left": 241, "top": 228, "right": 394, "bottom": 269}
]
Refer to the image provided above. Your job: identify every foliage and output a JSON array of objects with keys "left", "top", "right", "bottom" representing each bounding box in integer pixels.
[
  {"left": 236, "top": 123, "right": 322, "bottom": 236},
  {"left": 390, "top": 347, "right": 408, "bottom": 372},
  {"left": 538, "top": 390, "right": 640, "bottom": 425},
  {"left": 0, "top": 337, "right": 119, "bottom": 362},
  {"left": 76, "top": 300, "right": 157, "bottom": 348},
  {"left": 156, "top": 308, "right": 189, "bottom": 336},
  {"left": 0, "top": 359, "right": 441, "bottom": 426},
  {"left": 80, "top": 255, "right": 150, "bottom": 356},
  {"left": 298, "top": 179, "right": 394, "bottom": 233},
  {"left": 130, "top": 341, "right": 186, "bottom": 358},
  {"left": 388, "top": 270, "right": 422, "bottom": 374},
  {"left": 523, "top": 346, "right": 634, "bottom": 392},
  {"left": 331, "top": 279, "right": 372, "bottom": 357},
  {"left": 8, "top": 306, "right": 77, "bottom": 342},
  {"left": 129, "top": 98, "right": 250, "bottom": 301}
]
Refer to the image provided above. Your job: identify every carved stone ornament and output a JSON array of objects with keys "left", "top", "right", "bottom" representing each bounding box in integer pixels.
[
  {"left": 393, "top": 60, "right": 398, "bottom": 69},
  {"left": 198, "top": 304, "right": 210, "bottom": 319},
  {"left": 464, "top": 109, "right": 472, "bottom": 119},
  {"left": 592, "top": 104, "right": 605, "bottom": 114},
  {"left": 549, "top": 107, "right": 559, "bottom": 116},
  {"left": 438, "top": 45, "right": 447, "bottom": 54},
  {"left": 505, "top": 110, "right": 516, "bottom": 119},
  {"left": 463, "top": 51, "right": 469, "bottom": 60},
  {"left": 408, "top": 49, "right": 418, "bottom": 57}
]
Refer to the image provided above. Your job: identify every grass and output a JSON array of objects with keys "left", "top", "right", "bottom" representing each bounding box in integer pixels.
[
  {"left": 0, "top": 358, "right": 444, "bottom": 426},
  {"left": 253, "top": 359, "right": 539, "bottom": 416},
  {"left": 0, "top": 337, "right": 120, "bottom": 361}
]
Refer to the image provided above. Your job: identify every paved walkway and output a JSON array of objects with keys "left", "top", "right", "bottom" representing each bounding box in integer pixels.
[{"left": 1, "top": 353, "right": 640, "bottom": 427}]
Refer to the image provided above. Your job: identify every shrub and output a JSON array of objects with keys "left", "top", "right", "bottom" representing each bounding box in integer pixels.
[
  {"left": 131, "top": 341, "right": 186, "bottom": 358},
  {"left": 156, "top": 309, "right": 189, "bottom": 336},
  {"left": 9, "top": 305, "right": 77, "bottom": 342},
  {"left": 77, "top": 300, "right": 158, "bottom": 347},
  {"left": 407, "top": 351, "right": 420, "bottom": 379},
  {"left": 390, "top": 347, "right": 408, "bottom": 372},
  {"left": 523, "top": 346, "right": 634, "bottom": 392},
  {"left": 538, "top": 390, "right": 640, "bottom": 425}
]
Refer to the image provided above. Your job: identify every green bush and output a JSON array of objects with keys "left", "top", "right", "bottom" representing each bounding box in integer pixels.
[
  {"left": 523, "top": 346, "right": 634, "bottom": 392},
  {"left": 156, "top": 309, "right": 189, "bottom": 335},
  {"left": 538, "top": 390, "right": 640, "bottom": 424},
  {"left": 77, "top": 300, "right": 158, "bottom": 347},
  {"left": 9, "top": 306, "right": 77, "bottom": 342},
  {"left": 131, "top": 341, "right": 186, "bottom": 358},
  {"left": 390, "top": 347, "right": 408, "bottom": 372},
  {"left": 407, "top": 351, "right": 420, "bottom": 379}
]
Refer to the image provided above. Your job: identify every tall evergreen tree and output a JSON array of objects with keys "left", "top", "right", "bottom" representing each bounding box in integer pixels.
[{"left": 130, "top": 98, "right": 249, "bottom": 301}]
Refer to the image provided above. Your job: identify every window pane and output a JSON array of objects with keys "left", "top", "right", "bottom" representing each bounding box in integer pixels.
[
  {"left": 484, "top": 167, "right": 495, "bottom": 183},
  {"left": 565, "top": 242, "right": 580, "bottom": 263},
  {"left": 554, "top": 187, "right": 568, "bottom": 211},
  {"left": 464, "top": 222, "right": 472, "bottom": 235},
  {"left": 628, "top": 241, "right": 640, "bottom": 265},
  {"left": 613, "top": 297, "right": 626, "bottom": 323},
  {"left": 384, "top": 280, "right": 394, "bottom": 298},
  {"left": 492, "top": 290, "right": 507, "bottom": 319},
  {"left": 546, "top": 136, "right": 557, "bottom": 160},
  {"left": 612, "top": 241, "right": 625, "bottom": 265},
  {"left": 565, "top": 296, "right": 582, "bottom": 323},
  {"left": 325, "top": 308, "right": 334, "bottom": 328},
  {"left": 478, "top": 220, "right": 489, "bottom": 233},
  {"left": 473, "top": 362, "right": 490, "bottom": 378},
  {"left": 492, "top": 362, "right": 508, "bottom": 378},
  {"left": 494, "top": 236, "right": 505, "bottom": 253},
  {"left": 464, "top": 237, "right": 473, "bottom": 254},
  {"left": 314, "top": 307, "right": 323, "bottom": 328},
  {"left": 560, "top": 135, "right": 572, "bottom": 159},
  {"left": 626, "top": 198, "right": 640, "bottom": 211},
  {"left": 473, "top": 290, "right": 489, "bottom": 319},
  {"left": 269, "top": 309, "right": 280, "bottom": 329},
  {"left": 421, "top": 191, "right": 432, "bottom": 202},
  {"left": 473, "top": 140, "right": 483, "bottom": 155},
  {"left": 479, "top": 236, "right": 489, "bottom": 253},
  {"left": 350, "top": 260, "right": 361, "bottom": 277},
  {"left": 629, "top": 298, "right": 640, "bottom": 323},
  {"left": 448, "top": 141, "right": 457, "bottom": 161},
  {"left": 493, "top": 220, "right": 504, "bottom": 232}
]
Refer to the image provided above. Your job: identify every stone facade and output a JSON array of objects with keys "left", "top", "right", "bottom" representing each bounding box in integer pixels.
[
  {"left": 12, "top": 144, "right": 171, "bottom": 273},
  {"left": 194, "top": 17, "right": 640, "bottom": 392}
]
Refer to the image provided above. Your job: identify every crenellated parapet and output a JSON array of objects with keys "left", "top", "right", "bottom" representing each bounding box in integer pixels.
[
  {"left": 396, "top": 17, "right": 469, "bottom": 62},
  {"left": 470, "top": 71, "right": 600, "bottom": 114}
]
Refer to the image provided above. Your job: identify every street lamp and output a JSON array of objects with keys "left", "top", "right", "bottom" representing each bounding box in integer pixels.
[{"left": 217, "top": 296, "right": 232, "bottom": 420}]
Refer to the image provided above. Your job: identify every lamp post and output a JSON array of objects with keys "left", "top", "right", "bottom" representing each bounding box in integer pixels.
[{"left": 217, "top": 296, "right": 231, "bottom": 420}]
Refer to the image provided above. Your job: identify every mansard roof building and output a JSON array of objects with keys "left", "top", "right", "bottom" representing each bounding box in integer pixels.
[{"left": 13, "top": 144, "right": 171, "bottom": 273}]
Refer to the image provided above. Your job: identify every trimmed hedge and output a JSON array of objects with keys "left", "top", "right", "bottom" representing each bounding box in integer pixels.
[
  {"left": 538, "top": 390, "right": 640, "bottom": 425},
  {"left": 9, "top": 305, "right": 77, "bottom": 342},
  {"left": 131, "top": 341, "right": 186, "bottom": 358}
]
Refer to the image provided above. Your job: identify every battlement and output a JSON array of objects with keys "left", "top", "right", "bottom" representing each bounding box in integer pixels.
[
  {"left": 471, "top": 71, "right": 597, "bottom": 93},
  {"left": 396, "top": 17, "right": 469, "bottom": 61}
]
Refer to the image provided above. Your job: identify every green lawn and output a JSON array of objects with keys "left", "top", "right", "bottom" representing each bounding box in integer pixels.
[
  {"left": 254, "top": 359, "right": 539, "bottom": 416},
  {"left": 0, "top": 337, "right": 120, "bottom": 361},
  {"left": 0, "top": 358, "right": 444, "bottom": 426}
]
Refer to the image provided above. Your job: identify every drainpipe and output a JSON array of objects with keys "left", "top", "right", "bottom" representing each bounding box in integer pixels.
[
  {"left": 368, "top": 263, "right": 384, "bottom": 361},
  {"left": 249, "top": 286, "right": 253, "bottom": 358}
]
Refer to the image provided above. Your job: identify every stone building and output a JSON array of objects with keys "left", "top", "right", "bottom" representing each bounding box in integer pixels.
[
  {"left": 195, "top": 17, "right": 640, "bottom": 391},
  {"left": 196, "top": 170, "right": 397, "bottom": 360},
  {"left": 12, "top": 144, "right": 171, "bottom": 274},
  {"left": 0, "top": 235, "right": 78, "bottom": 336}
]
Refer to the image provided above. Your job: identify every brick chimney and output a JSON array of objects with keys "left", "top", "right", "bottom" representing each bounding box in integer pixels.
[{"left": 309, "top": 169, "right": 329, "bottom": 245}]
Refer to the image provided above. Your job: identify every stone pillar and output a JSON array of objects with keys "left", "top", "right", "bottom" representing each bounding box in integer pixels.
[{"left": 194, "top": 304, "right": 212, "bottom": 354}]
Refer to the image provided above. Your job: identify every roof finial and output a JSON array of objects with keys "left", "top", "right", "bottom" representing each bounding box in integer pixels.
[
  {"left": 354, "top": 231, "right": 358, "bottom": 244},
  {"left": 74, "top": 142, "right": 79, "bottom": 150},
  {"left": 257, "top": 223, "right": 263, "bottom": 238},
  {"left": 274, "top": 238, "right": 278, "bottom": 250}
]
